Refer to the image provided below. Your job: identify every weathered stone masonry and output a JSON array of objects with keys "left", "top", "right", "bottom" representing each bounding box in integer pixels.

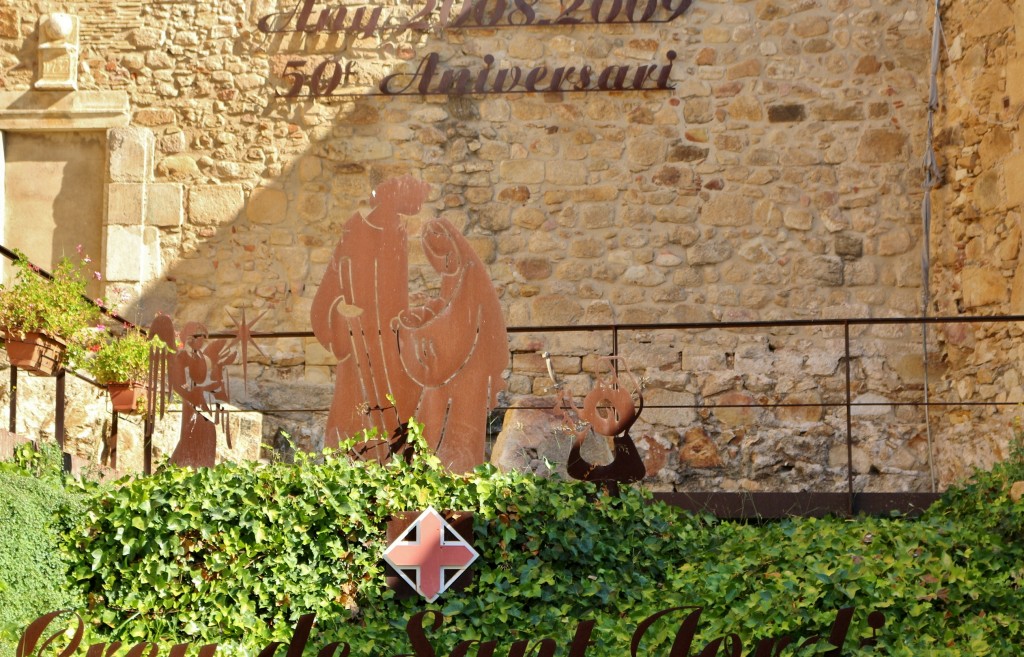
[{"left": 0, "top": 0, "right": 970, "bottom": 491}]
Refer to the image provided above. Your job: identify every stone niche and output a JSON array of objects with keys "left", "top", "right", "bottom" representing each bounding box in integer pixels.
[
  {"left": 2, "top": 131, "right": 105, "bottom": 290},
  {"left": 0, "top": 91, "right": 165, "bottom": 306}
]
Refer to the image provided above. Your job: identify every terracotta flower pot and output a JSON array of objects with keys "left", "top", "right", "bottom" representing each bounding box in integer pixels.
[
  {"left": 107, "top": 381, "right": 148, "bottom": 414},
  {"left": 4, "top": 331, "right": 67, "bottom": 376}
]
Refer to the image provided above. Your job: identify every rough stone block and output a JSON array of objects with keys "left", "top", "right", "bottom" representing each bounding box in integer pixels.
[
  {"left": 1004, "top": 151, "right": 1024, "bottom": 209},
  {"left": 106, "top": 183, "right": 145, "bottom": 226},
  {"left": 686, "top": 241, "right": 732, "bottom": 265},
  {"left": 974, "top": 169, "right": 1003, "bottom": 212},
  {"left": 627, "top": 137, "right": 667, "bottom": 168},
  {"left": 797, "top": 256, "right": 843, "bottom": 286},
  {"left": 793, "top": 16, "right": 829, "bottom": 38},
  {"left": 726, "top": 59, "right": 760, "bottom": 79},
  {"left": 304, "top": 339, "right": 337, "bottom": 366},
  {"left": 147, "top": 183, "right": 184, "bottom": 227},
  {"left": 500, "top": 159, "right": 544, "bottom": 184},
  {"left": 962, "top": 267, "right": 1008, "bottom": 308},
  {"left": 108, "top": 126, "right": 153, "bottom": 183},
  {"left": 531, "top": 294, "right": 582, "bottom": 325},
  {"left": 834, "top": 233, "right": 863, "bottom": 259},
  {"left": 545, "top": 161, "right": 587, "bottom": 185},
  {"left": 729, "top": 96, "right": 763, "bottom": 121},
  {"left": 966, "top": 1, "right": 1014, "bottom": 38},
  {"left": 700, "top": 195, "right": 752, "bottom": 226},
  {"left": 189, "top": 184, "right": 244, "bottom": 225},
  {"left": 134, "top": 108, "right": 175, "bottom": 126},
  {"left": 128, "top": 26, "right": 163, "bottom": 48},
  {"left": 0, "top": 8, "right": 19, "bottom": 38},
  {"left": 855, "top": 129, "right": 908, "bottom": 163},
  {"left": 156, "top": 155, "right": 199, "bottom": 180},
  {"left": 768, "top": 104, "right": 807, "bottom": 122}
]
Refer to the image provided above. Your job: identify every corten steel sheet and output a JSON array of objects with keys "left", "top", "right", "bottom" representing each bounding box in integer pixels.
[
  {"left": 559, "top": 357, "right": 646, "bottom": 489},
  {"left": 384, "top": 511, "right": 475, "bottom": 600},
  {"left": 148, "top": 314, "right": 237, "bottom": 468},
  {"left": 654, "top": 493, "right": 942, "bottom": 519},
  {"left": 311, "top": 176, "right": 508, "bottom": 472}
]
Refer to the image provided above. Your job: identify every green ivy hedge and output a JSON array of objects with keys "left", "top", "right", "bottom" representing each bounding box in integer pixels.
[
  {"left": 54, "top": 426, "right": 1024, "bottom": 657},
  {"left": 0, "top": 445, "right": 85, "bottom": 656},
  {"left": 0, "top": 426, "right": 1017, "bottom": 656}
]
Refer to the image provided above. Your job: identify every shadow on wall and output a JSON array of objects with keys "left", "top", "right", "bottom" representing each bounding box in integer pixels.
[{"left": 113, "top": 0, "right": 936, "bottom": 473}]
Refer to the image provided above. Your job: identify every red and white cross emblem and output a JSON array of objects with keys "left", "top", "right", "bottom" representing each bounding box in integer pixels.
[{"left": 383, "top": 507, "right": 479, "bottom": 602}]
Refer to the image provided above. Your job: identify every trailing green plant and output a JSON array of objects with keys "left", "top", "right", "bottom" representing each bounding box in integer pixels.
[
  {"left": 0, "top": 448, "right": 87, "bottom": 657},
  {"left": 58, "top": 422, "right": 1024, "bottom": 657},
  {"left": 0, "top": 248, "right": 103, "bottom": 370},
  {"left": 87, "top": 329, "right": 167, "bottom": 385}
]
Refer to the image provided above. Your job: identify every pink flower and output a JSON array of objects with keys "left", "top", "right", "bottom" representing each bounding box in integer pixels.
[
  {"left": 83, "top": 256, "right": 92, "bottom": 264},
  {"left": 93, "top": 271, "right": 102, "bottom": 281},
  {"left": 76, "top": 244, "right": 83, "bottom": 255}
]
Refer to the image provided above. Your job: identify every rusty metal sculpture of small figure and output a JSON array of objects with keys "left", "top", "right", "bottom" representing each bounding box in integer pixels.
[
  {"left": 312, "top": 175, "right": 508, "bottom": 472},
  {"left": 554, "top": 355, "right": 646, "bottom": 492},
  {"left": 148, "top": 314, "right": 237, "bottom": 468}
]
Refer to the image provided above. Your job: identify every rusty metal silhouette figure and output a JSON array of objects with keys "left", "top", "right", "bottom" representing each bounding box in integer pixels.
[
  {"left": 557, "top": 356, "right": 646, "bottom": 491},
  {"left": 148, "top": 314, "right": 237, "bottom": 468},
  {"left": 312, "top": 176, "right": 508, "bottom": 472}
]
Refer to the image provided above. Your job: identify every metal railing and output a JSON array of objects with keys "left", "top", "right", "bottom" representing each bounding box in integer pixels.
[{"left": 2, "top": 246, "right": 1020, "bottom": 516}]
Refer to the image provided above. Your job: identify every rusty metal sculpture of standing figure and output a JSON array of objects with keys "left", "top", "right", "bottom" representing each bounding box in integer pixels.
[
  {"left": 556, "top": 356, "right": 647, "bottom": 493},
  {"left": 311, "top": 176, "right": 508, "bottom": 472},
  {"left": 147, "top": 314, "right": 236, "bottom": 468}
]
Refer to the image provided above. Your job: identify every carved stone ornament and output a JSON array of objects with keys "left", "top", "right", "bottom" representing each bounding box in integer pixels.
[{"left": 35, "top": 13, "right": 79, "bottom": 91}]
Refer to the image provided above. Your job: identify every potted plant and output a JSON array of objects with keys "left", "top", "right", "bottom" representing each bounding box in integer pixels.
[
  {"left": 89, "top": 329, "right": 167, "bottom": 414},
  {"left": 0, "top": 249, "right": 103, "bottom": 375}
]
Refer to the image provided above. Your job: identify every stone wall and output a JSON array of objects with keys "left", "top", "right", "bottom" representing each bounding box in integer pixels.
[
  {"left": 929, "top": 0, "right": 1024, "bottom": 485},
  {"left": 0, "top": 0, "right": 943, "bottom": 489}
]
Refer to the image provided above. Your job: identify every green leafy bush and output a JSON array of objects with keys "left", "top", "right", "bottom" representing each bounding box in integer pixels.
[
  {"left": 0, "top": 447, "right": 86, "bottom": 656},
  {"left": 52, "top": 425, "right": 1024, "bottom": 656}
]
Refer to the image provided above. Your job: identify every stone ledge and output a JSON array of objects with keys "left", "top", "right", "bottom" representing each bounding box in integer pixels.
[{"left": 0, "top": 90, "right": 129, "bottom": 130}]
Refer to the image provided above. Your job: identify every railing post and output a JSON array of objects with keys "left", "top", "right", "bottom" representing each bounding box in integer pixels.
[
  {"left": 143, "top": 414, "right": 153, "bottom": 476},
  {"left": 9, "top": 365, "right": 16, "bottom": 433},
  {"left": 611, "top": 324, "right": 619, "bottom": 376},
  {"left": 108, "top": 410, "right": 119, "bottom": 470},
  {"left": 844, "top": 321, "right": 854, "bottom": 516},
  {"left": 55, "top": 366, "right": 71, "bottom": 472}
]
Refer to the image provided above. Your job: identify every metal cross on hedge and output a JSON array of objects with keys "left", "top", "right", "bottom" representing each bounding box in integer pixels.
[{"left": 383, "top": 507, "right": 478, "bottom": 602}]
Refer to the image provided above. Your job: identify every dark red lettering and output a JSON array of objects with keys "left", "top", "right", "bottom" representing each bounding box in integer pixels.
[
  {"left": 257, "top": 614, "right": 315, "bottom": 657},
  {"left": 438, "top": 67, "right": 474, "bottom": 95},
  {"left": 597, "top": 65, "right": 630, "bottom": 90},
  {"left": 655, "top": 50, "right": 677, "bottom": 89},
  {"left": 398, "top": 611, "right": 444, "bottom": 657},
  {"left": 524, "top": 66, "right": 549, "bottom": 92},
  {"left": 547, "top": 66, "right": 576, "bottom": 92},
  {"left": 576, "top": 66, "right": 593, "bottom": 90},
  {"left": 507, "top": 638, "right": 557, "bottom": 657},
  {"left": 567, "top": 619, "right": 595, "bottom": 657},
  {"left": 17, "top": 611, "right": 84, "bottom": 657},
  {"left": 493, "top": 66, "right": 522, "bottom": 93},
  {"left": 379, "top": 53, "right": 440, "bottom": 95},
  {"left": 631, "top": 607, "right": 703, "bottom": 657},
  {"left": 630, "top": 64, "right": 657, "bottom": 89},
  {"left": 474, "top": 54, "right": 496, "bottom": 93}
]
